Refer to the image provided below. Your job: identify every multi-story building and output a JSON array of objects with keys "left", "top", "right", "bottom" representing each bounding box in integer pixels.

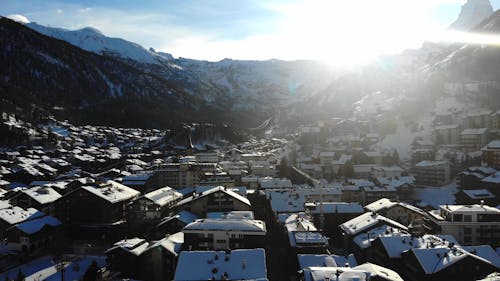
[
  {"left": 460, "top": 128, "right": 489, "bottom": 153},
  {"left": 194, "top": 152, "right": 220, "bottom": 163},
  {"left": 154, "top": 163, "right": 218, "bottom": 189},
  {"left": 433, "top": 124, "right": 460, "bottom": 145},
  {"left": 466, "top": 110, "right": 492, "bottom": 129},
  {"left": 481, "top": 140, "right": 500, "bottom": 168},
  {"left": 414, "top": 160, "right": 450, "bottom": 187},
  {"left": 182, "top": 218, "right": 266, "bottom": 250},
  {"left": 424, "top": 204, "right": 500, "bottom": 246},
  {"left": 127, "top": 186, "right": 182, "bottom": 225}
]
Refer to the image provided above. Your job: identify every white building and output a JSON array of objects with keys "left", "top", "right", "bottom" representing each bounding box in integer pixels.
[{"left": 425, "top": 204, "right": 500, "bottom": 246}]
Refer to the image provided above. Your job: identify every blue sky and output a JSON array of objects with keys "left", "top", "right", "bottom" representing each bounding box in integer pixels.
[{"left": 2, "top": 0, "right": 500, "bottom": 62}]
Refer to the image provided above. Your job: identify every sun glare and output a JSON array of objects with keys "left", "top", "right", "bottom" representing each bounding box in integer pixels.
[{"left": 269, "top": 0, "right": 448, "bottom": 65}]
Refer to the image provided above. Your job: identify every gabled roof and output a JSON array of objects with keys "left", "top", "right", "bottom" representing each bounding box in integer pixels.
[
  {"left": 0, "top": 206, "right": 44, "bottom": 225},
  {"left": 22, "top": 186, "right": 62, "bottom": 205},
  {"left": 175, "top": 186, "right": 250, "bottom": 207},
  {"left": 183, "top": 218, "right": 266, "bottom": 233},
  {"left": 105, "top": 238, "right": 149, "bottom": 256},
  {"left": 14, "top": 215, "right": 61, "bottom": 235},
  {"left": 80, "top": 180, "right": 140, "bottom": 204},
  {"left": 339, "top": 212, "right": 408, "bottom": 236},
  {"left": 143, "top": 186, "right": 182, "bottom": 207}
]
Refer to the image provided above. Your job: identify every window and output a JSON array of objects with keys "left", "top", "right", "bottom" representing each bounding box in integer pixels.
[
  {"left": 452, "top": 214, "right": 463, "bottom": 222},
  {"left": 216, "top": 239, "right": 226, "bottom": 243},
  {"left": 464, "top": 227, "right": 472, "bottom": 235},
  {"left": 463, "top": 215, "right": 472, "bottom": 222}
]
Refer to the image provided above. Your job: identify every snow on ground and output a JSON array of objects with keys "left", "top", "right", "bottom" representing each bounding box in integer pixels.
[
  {"left": 0, "top": 255, "right": 106, "bottom": 281},
  {"left": 415, "top": 181, "right": 458, "bottom": 209},
  {"left": 379, "top": 117, "right": 433, "bottom": 161}
]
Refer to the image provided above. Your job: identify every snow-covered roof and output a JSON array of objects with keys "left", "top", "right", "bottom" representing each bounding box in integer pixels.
[
  {"left": 14, "top": 216, "right": 61, "bottom": 235},
  {"left": 353, "top": 224, "right": 408, "bottom": 249},
  {"left": 206, "top": 211, "right": 254, "bottom": 220},
  {"left": 297, "top": 254, "right": 358, "bottom": 269},
  {"left": 377, "top": 176, "right": 415, "bottom": 188},
  {"left": 303, "top": 263, "right": 404, "bottom": 281},
  {"left": 259, "top": 177, "right": 292, "bottom": 189},
  {"left": 352, "top": 263, "right": 404, "bottom": 281},
  {"left": 158, "top": 210, "right": 199, "bottom": 227},
  {"left": 365, "top": 198, "right": 426, "bottom": 216},
  {"left": 415, "top": 160, "right": 448, "bottom": 167},
  {"left": 0, "top": 206, "right": 44, "bottom": 225},
  {"left": 22, "top": 186, "right": 62, "bottom": 205},
  {"left": 340, "top": 212, "right": 408, "bottom": 236},
  {"left": 174, "top": 249, "right": 268, "bottom": 281},
  {"left": 156, "top": 232, "right": 184, "bottom": 256},
  {"left": 176, "top": 186, "right": 250, "bottom": 207},
  {"left": 461, "top": 128, "right": 488, "bottom": 135},
  {"left": 440, "top": 204, "right": 500, "bottom": 214},
  {"left": 484, "top": 140, "right": 500, "bottom": 150},
  {"left": 289, "top": 231, "right": 328, "bottom": 247},
  {"left": 365, "top": 198, "right": 397, "bottom": 212},
  {"left": 462, "top": 189, "right": 495, "bottom": 199},
  {"left": 481, "top": 171, "right": 500, "bottom": 183},
  {"left": 307, "top": 202, "right": 364, "bottom": 214},
  {"left": 105, "top": 238, "right": 149, "bottom": 256},
  {"left": 0, "top": 200, "right": 12, "bottom": 210},
  {"left": 284, "top": 213, "right": 317, "bottom": 232},
  {"left": 81, "top": 180, "right": 139, "bottom": 204},
  {"left": 183, "top": 218, "right": 266, "bottom": 233},
  {"left": 143, "top": 187, "right": 182, "bottom": 207},
  {"left": 411, "top": 247, "right": 470, "bottom": 274}
]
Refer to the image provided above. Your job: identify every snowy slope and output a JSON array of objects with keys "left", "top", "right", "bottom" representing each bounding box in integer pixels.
[{"left": 26, "top": 23, "right": 167, "bottom": 64}]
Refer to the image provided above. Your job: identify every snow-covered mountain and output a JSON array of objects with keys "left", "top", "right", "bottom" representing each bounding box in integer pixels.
[
  {"left": 10, "top": 18, "right": 338, "bottom": 111},
  {"left": 26, "top": 22, "right": 172, "bottom": 65},
  {"left": 450, "top": 0, "right": 493, "bottom": 31}
]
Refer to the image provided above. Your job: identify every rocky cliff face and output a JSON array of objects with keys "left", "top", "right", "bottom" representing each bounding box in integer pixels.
[{"left": 450, "top": 0, "right": 493, "bottom": 31}]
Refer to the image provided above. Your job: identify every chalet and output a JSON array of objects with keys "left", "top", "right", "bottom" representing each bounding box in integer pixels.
[
  {"left": 339, "top": 212, "right": 408, "bottom": 252},
  {"left": 0, "top": 206, "right": 44, "bottom": 236},
  {"left": 127, "top": 186, "right": 182, "bottom": 226},
  {"left": 400, "top": 244, "right": 499, "bottom": 281},
  {"left": 174, "top": 248, "right": 268, "bottom": 281},
  {"left": 174, "top": 186, "right": 251, "bottom": 217},
  {"left": 55, "top": 180, "right": 140, "bottom": 240},
  {"left": 5, "top": 215, "right": 62, "bottom": 254},
  {"left": 365, "top": 198, "right": 428, "bottom": 234},
  {"left": 182, "top": 217, "right": 266, "bottom": 250},
  {"left": 106, "top": 233, "right": 183, "bottom": 281},
  {"left": 11, "top": 186, "right": 61, "bottom": 215}
]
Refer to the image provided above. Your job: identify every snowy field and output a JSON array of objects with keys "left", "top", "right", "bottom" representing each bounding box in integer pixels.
[{"left": 414, "top": 182, "right": 458, "bottom": 209}]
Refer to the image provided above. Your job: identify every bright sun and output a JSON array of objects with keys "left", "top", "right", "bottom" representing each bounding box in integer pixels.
[{"left": 270, "top": 0, "right": 446, "bottom": 65}]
